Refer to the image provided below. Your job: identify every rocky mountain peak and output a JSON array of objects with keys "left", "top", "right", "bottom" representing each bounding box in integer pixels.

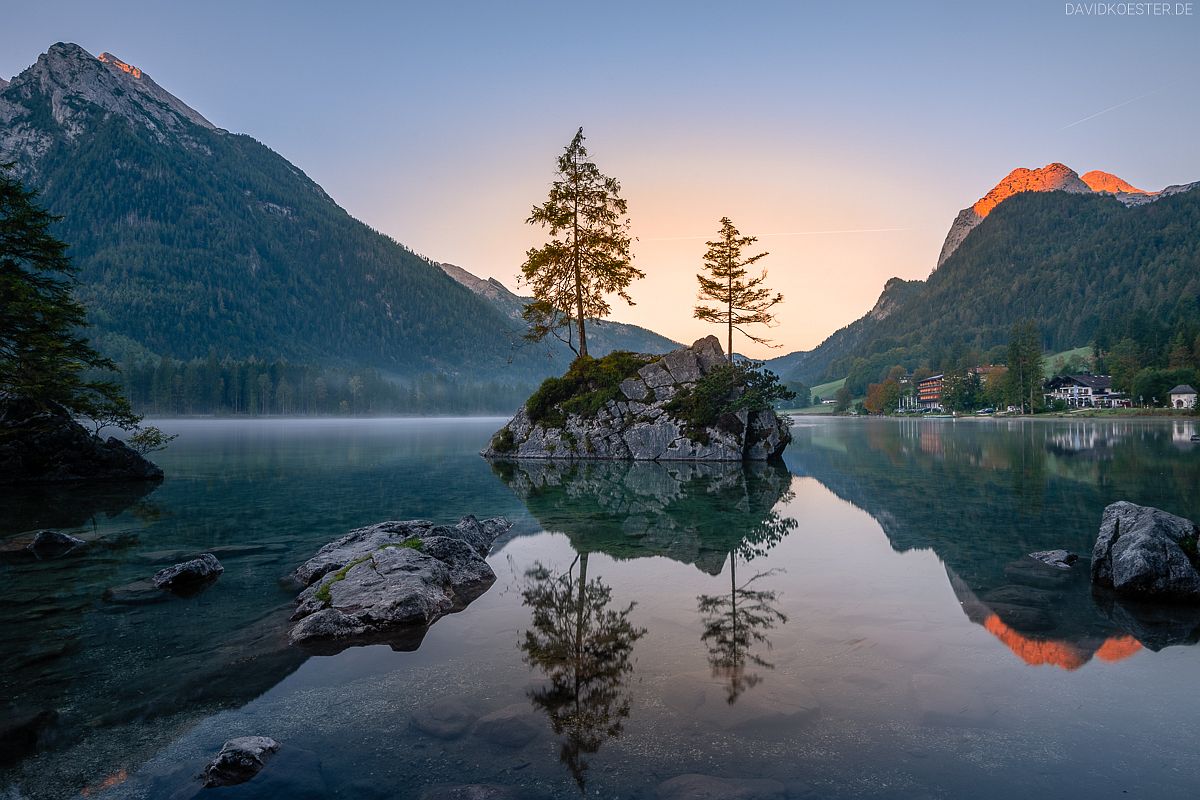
[
  {"left": 0, "top": 42, "right": 215, "bottom": 161},
  {"left": 970, "top": 163, "right": 1090, "bottom": 218},
  {"left": 1080, "top": 170, "right": 1149, "bottom": 195}
]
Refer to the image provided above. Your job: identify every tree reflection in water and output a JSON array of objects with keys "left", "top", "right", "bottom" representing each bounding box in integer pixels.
[
  {"left": 696, "top": 506, "right": 795, "bottom": 704},
  {"left": 519, "top": 552, "right": 646, "bottom": 792}
]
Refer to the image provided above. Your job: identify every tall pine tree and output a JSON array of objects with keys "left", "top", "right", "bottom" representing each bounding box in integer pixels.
[
  {"left": 0, "top": 167, "right": 136, "bottom": 427},
  {"left": 521, "top": 129, "right": 642, "bottom": 359},
  {"left": 695, "top": 217, "right": 783, "bottom": 361}
]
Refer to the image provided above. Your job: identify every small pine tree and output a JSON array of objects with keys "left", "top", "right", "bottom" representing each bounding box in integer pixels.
[
  {"left": 521, "top": 128, "right": 642, "bottom": 359},
  {"left": 0, "top": 166, "right": 137, "bottom": 430},
  {"left": 695, "top": 217, "right": 783, "bottom": 361}
]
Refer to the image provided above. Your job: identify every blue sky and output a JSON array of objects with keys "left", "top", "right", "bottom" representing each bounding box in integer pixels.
[{"left": 3, "top": 0, "right": 1198, "bottom": 353}]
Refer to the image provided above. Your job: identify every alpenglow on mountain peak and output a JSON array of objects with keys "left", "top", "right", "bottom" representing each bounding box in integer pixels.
[{"left": 935, "top": 161, "right": 1191, "bottom": 266}]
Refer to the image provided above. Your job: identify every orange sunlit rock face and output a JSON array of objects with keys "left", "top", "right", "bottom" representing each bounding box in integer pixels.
[
  {"left": 983, "top": 614, "right": 1088, "bottom": 670},
  {"left": 1079, "top": 170, "right": 1149, "bottom": 195},
  {"left": 983, "top": 615, "right": 1143, "bottom": 670},
  {"left": 1095, "top": 635, "right": 1142, "bottom": 662},
  {"left": 98, "top": 52, "right": 141, "bottom": 79},
  {"left": 970, "top": 163, "right": 1089, "bottom": 218}
]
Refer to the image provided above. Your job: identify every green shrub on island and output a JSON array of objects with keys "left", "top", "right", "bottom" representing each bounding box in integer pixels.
[
  {"left": 665, "top": 362, "right": 794, "bottom": 442},
  {"left": 526, "top": 351, "right": 659, "bottom": 428}
]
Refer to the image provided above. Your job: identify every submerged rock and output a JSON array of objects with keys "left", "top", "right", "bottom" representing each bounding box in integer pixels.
[
  {"left": 153, "top": 553, "right": 223, "bottom": 592},
  {"left": 0, "top": 396, "right": 163, "bottom": 484},
  {"left": 1092, "top": 501, "right": 1200, "bottom": 601},
  {"left": 26, "top": 529, "right": 86, "bottom": 558},
  {"left": 482, "top": 336, "right": 790, "bottom": 462},
  {"left": 203, "top": 735, "right": 280, "bottom": 787},
  {"left": 288, "top": 516, "right": 510, "bottom": 651},
  {"left": 1027, "top": 549, "right": 1078, "bottom": 570}
]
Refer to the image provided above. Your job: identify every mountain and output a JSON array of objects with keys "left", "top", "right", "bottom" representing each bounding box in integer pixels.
[
  {"left": 437, "top": 262, "right": 680, "bottom": 355},
  {"left": 769, "top": 163, "right": 1200, "bottom": 386},
  {"left": 0, "top": 43, "right": 673, "bottom": 392}
]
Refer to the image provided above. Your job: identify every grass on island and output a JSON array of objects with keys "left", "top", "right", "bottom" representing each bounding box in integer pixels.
[{"left": 525, "top": 351, "right": 659, "bottom": 428}]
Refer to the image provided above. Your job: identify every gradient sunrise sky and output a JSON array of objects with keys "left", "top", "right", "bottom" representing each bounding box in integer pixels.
[{"left": 3, "top": 0, "right": 1198, "bottom": 357}]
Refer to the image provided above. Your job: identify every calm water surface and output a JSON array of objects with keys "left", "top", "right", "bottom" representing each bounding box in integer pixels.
[{"left": 2, "top": 416, "right": 1200, "bottom": 799}]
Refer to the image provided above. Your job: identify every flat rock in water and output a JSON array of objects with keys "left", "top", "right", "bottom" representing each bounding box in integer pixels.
[
  {"left": 482, "top": 336, "right": 790, "bottom": 462},
  {"left": 411, "top": 698, "right": 478, "bottom": 740},
  {"left": 203, "top": 736, "right": 280, "bottom": 787},
  {"left": 1092, "top": 501, "right": 1200, "bottom": 601},
  {"left": 288, "top": 516, "right": 510, "bottom": 651},
  {"left": 656, "top": 774, "right": 787, "bottom": 800},
  {"left": 26, "top": 529, "right": 86, "bottom": 558},
  {"left": 471, "top": 704, "right": 541, "bottom": 749},
  {"left": 1028, "top": 549, "right": 1078, "bottom": 569},
  {"left": 153, "top": 553, "right": 223, "bottom": 592}
]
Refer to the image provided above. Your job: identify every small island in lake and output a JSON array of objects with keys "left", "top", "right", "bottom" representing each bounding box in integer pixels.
[{"left": 483, "top": 336, "right": 791, "bottom": 462}]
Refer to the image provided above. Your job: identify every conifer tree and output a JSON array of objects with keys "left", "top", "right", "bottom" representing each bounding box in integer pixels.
[
  {"left": 521, "top": 129, "right": 641, "bottom": 359},
  {"left": 695, "top": 217, "right": 783, "bottom": 361},
  {"left": 0, "top": 166, "right": 136, "bottom": 428}
]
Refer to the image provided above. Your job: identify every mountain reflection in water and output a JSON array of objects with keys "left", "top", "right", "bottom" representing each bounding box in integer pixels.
[{"left": 787, "top": 417, "right": 1200, "bottom": 668}]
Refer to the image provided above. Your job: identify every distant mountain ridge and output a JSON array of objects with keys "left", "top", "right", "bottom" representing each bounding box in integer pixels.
[
  {"left": 0, "top": 43, "right": 676, "bottom": 390},
  {"left": 437, "top": 262, "right": 680, "bottom": 355},
  {"left": 769, "top": 163, "right": 1200, "bottom": 385}
]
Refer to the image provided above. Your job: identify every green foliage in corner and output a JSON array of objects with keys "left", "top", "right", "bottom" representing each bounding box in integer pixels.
[{"left": 665, "top": 362, "right": 793, "bottom": 441}]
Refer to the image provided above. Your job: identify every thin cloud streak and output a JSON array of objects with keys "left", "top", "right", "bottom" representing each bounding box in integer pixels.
[
  {"left": 1060, "top": 87, "right": 1165, "bottom": 130},
  {"left": 643, "top": 227, "right": 911, "bottom": 242}
]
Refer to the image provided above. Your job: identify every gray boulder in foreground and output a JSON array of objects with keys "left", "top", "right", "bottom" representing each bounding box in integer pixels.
[
  {"left": 288, "top": 516, "right": 510, "bottom": 650},
  {"left": 26, "top": 530, "right": 86, "bottom": 558},
  {"left": 482, "top": 336, "right": 790, "bottom": 462},
  {"left": 153, "top": 553, "right": 223, "bottom": 592},
  {"left": 203, "top": 736, "right": 279, "bottom": 787},
  {"left": 1092, "top": 501, "right": 1200, "bottom": 601}
]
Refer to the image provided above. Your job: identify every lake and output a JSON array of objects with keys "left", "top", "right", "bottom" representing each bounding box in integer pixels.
[{"left": 2, "top": 416, "right": 1200, "bottom": 799}]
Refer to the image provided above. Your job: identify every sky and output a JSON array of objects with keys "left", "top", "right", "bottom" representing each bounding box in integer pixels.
[{"left": 3, "top": 0, "right": 1199, "bottom": 357}]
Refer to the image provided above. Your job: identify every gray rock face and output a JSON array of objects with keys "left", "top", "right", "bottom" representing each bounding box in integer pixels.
[
  {"left": 152, "top": 553, "right": 223, "bottom": 591},
  {"left": 26, "top": 530, "right": 86, "bottom": 558},
  {"left": 1092, "top": 501, "right": 1200, "bottom": 601},
  {"left": 1028, "top": 549, "right": 1078, "bottom": 570},
  {"left": 288, "top": 516, "right": 509, "bottom": 650},
  {"left": 483, "top": 336, "right": 790, "bottom": 462},
  {"left": 203, "top": 736, "right": 279, "bottom": 788}
]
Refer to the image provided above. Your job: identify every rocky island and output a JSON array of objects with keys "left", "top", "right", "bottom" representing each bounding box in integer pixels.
[{"left": 483, "top": 336, "right": 791, "bottom": 462}]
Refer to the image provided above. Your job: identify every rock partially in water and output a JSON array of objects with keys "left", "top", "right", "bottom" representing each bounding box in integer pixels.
[
  {"left": 153, "top": 553, "right": 223, "bottom": 593},
  {"left": 656, "top": 773, "right": 786, "bottom": 800},
  {"left": 471, "top": 703, "right": 542, "bottom": 749},
  {"left": 411, "top": 698, "right": 478, "bottom": 740},
  {"left": 0, "top": 396, "right": 163, "bottom": 484},
  {"left": 288, "top": 516, "right": 509, "bottom": 651},
  {"left": 203, "top": 735, "right": 280, "bottom": 788},
  {"left": 26, "top": 530, "right": 86, "bottom": 559},
  {"left": 482, "top": 336, "right": 790, "bottom": 462},
  {"left": 1028, "top": 549, "right": 1078, "bottom": 570},
  {"left": 1092, "top": 501, "right": 1200, "bottom": 601}
]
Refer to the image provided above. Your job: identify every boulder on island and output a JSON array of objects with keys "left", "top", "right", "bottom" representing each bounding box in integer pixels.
[
  {"left": 482, "top": 336, "right": 791, "bottom": 462},
  {"left": 288, "top": 516, "right": 510, "bottom": 652},
  {"left": 1092, "top": 501, "right": 1200, "bottom": 602},
  {"left": 0, "top": 396, "right": 162, "bottom": 484}
]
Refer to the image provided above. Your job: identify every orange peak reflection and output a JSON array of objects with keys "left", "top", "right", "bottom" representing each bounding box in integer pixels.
[
  {"left": 983, "top": 615, "right": 1141, "bottom": 670},
  {"left": 81, "top": 769, "right": 128, "bottom": 796},
  {"left": 98, "top": 52, "right": 142, "bottom": 79}
]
